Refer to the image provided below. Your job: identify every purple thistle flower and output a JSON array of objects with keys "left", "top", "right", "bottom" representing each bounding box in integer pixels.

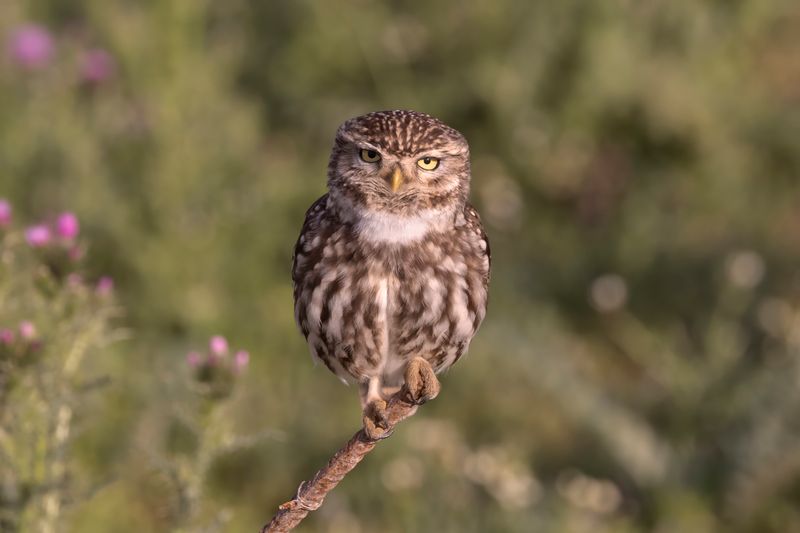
[
  {"left": 8, "top": 25, "right": 54, "bottom": 69},
  {"left": 18, "top": 321, "right": 36, "bottom": 340},
  {"left": 0, "top": 329, "right": 14, "bottom": 345},
  {"left": 234, "top": 350, "right": 250, "bottom": 371},
  {"left": 186, "top": 351, "right": 202, "bottom": 368},
  {"left": 56, "top": 212, "right": 79, "bottom": 240},
  {"left": 209, "top": 335, "right": 228, "bottom": 357},
  {"left": 25, "top": 224, "right": 51, "bottom": 247},
  {"left": 81, "top": 48, "right": 115, "bottom": 83},
  {"left": 0, "top": 199, "right": 11, "bottom": 227},
  {"left": 96, "top": 276, "right": 114, "bottom": 296}
]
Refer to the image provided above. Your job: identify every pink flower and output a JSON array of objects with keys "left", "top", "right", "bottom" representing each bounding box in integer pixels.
[
  {"left": 18, "top": 321, "right": 36, "bottom": 340},
  {"left": 56, "top": 212, "right": 79, "bottom": 240},
  {"left": 25, "top": 224, "right": 51, "bottom": 247},
  {"left": 186, "top": 351, "right": 202, "bottom": 368},
  {"left": 234, "top": 350, "right": 250, "bottom": 371},
  {"left": 67, "top": 273, "right": 84, "bottom": 288},
  {"left": 96, "top": 276, "right": 114, "bottom": 296},
  {"left": 209, "top": 335, "right": 228, "bottom": 356},
  {"left": 0, "top": 199, "right": 11, "bottom": 227},
  {"left": 0, "top": 329, "right": 14, "bottom": 345},
  {"left": 8, "top": 25, "right": 54, "bottom": 69},
  {"left": 81, "top": 48, "right": 115, "bottom": 83}
]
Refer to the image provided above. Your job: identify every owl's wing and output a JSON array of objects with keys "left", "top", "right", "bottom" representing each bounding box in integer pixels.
[
  {"left": 291, "top": 193, "right": 331, "bottom": 335},
  {"left": 463, "top": 202, "right": 491, "bottom": 283}
]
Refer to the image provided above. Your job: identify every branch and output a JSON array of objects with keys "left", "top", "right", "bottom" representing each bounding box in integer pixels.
[{"left": 261, "top": 386, "right": 421, "bottom": 533}]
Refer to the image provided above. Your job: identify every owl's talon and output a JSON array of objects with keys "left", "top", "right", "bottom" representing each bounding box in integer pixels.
[
  {"left": 362, "top": 426, "right": 394, "bottom": 441},
  {"left": 404, "top": 357, "right": 440, "bottom": 405},
  {"left": 362, "top": 399, "right": 389, "bottom": 440}
]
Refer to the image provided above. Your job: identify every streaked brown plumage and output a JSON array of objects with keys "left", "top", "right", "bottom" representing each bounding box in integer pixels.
[{"left": 292, "top": 110, "right": 490, "bottom": 438}]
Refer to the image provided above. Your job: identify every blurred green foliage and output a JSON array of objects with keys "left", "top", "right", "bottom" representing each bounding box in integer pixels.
[
  {"left": 2, "top": 0, "right": 800, "bottom": 531},
  {"left": 0, "top": 224, "right": 119, "bottom": 532}
]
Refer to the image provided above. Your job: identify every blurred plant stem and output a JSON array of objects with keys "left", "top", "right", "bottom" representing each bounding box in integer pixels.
[
  {"left": 37, "top": 320, "right": 105, "bottom": 533},
  {"left": 149, "top": 340, "right": 256, "bottom": 532}
]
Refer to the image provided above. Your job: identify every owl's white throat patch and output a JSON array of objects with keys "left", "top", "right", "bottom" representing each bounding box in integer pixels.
[{"left": 356, "top": 208, "right": 450, "bottom": 244}]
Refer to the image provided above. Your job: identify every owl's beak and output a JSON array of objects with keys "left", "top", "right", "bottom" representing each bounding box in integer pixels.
[{"left": 390, "top": 167, "right": 404, "bottom": 193}]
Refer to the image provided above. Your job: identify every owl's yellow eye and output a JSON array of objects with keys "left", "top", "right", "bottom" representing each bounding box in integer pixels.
[
  {"left": 359, "top": 149, "right": 381, "bottom": 163},
  {"left": 417, "top": 156, "right": 440, "bottom": 171}
]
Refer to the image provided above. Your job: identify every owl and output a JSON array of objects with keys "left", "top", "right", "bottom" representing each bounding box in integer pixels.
[{"left": 292, "top": 110, "right": 490, "bottom": 439}]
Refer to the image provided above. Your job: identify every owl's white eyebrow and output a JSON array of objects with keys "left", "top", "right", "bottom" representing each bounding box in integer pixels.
[{"left": 356, "top": 143, "right": 381, "bottom": 152}]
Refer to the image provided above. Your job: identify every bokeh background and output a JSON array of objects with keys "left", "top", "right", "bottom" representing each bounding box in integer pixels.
[{"left": 2, "top": 0, "right": 800, "bottom": 531}]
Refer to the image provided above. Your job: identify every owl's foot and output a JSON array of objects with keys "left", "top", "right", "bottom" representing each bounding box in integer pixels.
[
  {"left": 404, "top": 357, "right": 440, "bottom": 405},
  {"left": 362, "top": 399, "right": 391, "bottom": 440}
]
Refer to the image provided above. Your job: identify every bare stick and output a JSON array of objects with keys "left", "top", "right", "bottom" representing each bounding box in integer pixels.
[{"left": 261, "top": 386, "right": 421, "bottom": 533}]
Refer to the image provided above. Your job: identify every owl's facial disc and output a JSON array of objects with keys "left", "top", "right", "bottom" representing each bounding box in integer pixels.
[{"left": 329, "top": 110, "right": 470, "bottom": 216}]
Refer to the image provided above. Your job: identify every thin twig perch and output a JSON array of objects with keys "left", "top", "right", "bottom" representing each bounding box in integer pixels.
[{"left": 261, "top": 385, "right": 422, "bottom": 532}]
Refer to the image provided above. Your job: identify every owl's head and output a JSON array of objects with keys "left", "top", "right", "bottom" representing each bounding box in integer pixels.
[{"left": 327, "top": 110, "right": 470, "bottom": 218}]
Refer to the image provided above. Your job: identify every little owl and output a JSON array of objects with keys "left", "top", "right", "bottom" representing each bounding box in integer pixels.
[{"left": 292, "top": 110, "right": 490, "bottom": 439}]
